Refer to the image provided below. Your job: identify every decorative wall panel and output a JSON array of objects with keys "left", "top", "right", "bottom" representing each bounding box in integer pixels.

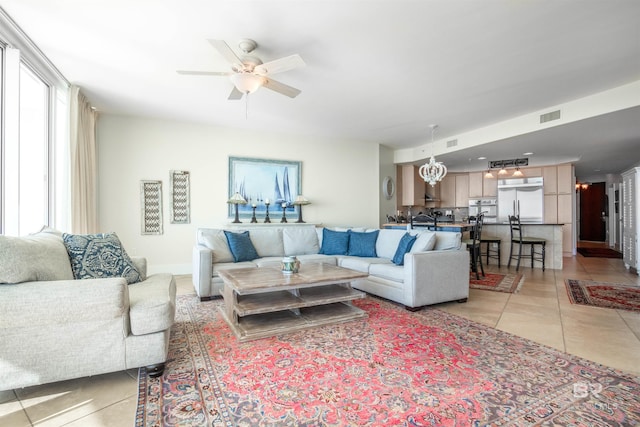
[
  {"left": 170, "top": 170, "right": 190, "bottom": 224},
  {"left": 141, "top": 180, "right": 163, "bottom": 235}
]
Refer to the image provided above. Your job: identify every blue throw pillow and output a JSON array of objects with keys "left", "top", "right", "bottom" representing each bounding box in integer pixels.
[
  {"left": 392, "top": 233, "right": 417, "bottom": 266},
  {"left": 224, "top": 231, "right": 259, "bottom": 262},
  {"left": 319, "top": 229, "right": 350, "bottom": 255},
  {"left": 348, "top": 230, "right": 379, "bottom": 257},
  {"left": 62, "top": 232, "right": 142, "bottom": 284}
]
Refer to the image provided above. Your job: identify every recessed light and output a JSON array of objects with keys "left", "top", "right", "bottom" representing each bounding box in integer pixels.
[
  {"left": 523, "top": 152, "right": 534, "bottom": 156},
  {"left": 477, "top": 156, "right": 486, "bottom": 160}
]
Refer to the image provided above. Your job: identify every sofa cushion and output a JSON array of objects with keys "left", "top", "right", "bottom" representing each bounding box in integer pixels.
[
  {"left": 0, "top": 231, "right": 74, "bottom": 284},
  {"left": 339, "top": 256, "right": 391, "bottom": 273},
  {"left": 392, "top": 233, "right": 417, "bottom": 266},
  {"left": 295, "top": 254, "right": 338, "bottom": 265},
  {"left": 376, "top": 229, "right": 409, "bottom": 260},
  {"left": 283, "top": 226, "right": 320, "bottom": 255},
  {"left": 198, "top": 229, "right": 234, "bottom": 263},
  {"left": 62, "top": 232, "right": 142, "bottom": 284},
  {"left": 369, "top": 263, "right": 405, "bottom": 283},
  {"left": 434, "top": 231, "right": 462, "bottom": 251},
  {"left": 410, "top": 231, "right": 437, "bottom": 253},
  {"left": 249, "top": 228, "right": 284, "bottom": 257},
  {"left": 347, "top": 230, "right": 379, "bottom": 257},
  {"left": 319, "top": 229, "right": 350, "bottom": 255},
  {"left": 224, "top": 231, "right": 259, "bottom": 262}
]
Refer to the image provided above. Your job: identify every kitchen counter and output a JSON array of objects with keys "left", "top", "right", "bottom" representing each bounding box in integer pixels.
[{"left": 381, "top": 222, "right": 474, "bottom": 232}]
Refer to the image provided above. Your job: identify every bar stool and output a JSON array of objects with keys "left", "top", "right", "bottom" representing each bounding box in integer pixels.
[
  {"left": 480, "top": 233, "right": 501, "bottom": 267},
  {"left": 463, "top": 213, "right": 485, "bottom": 279},
  {"left": 508, "top": 215, "right": 546, "bottom": 271}
]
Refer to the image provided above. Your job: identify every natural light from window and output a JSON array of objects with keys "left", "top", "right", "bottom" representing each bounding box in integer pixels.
[{"left": 18, "top": 64, "right": 49, "bottom": 235}]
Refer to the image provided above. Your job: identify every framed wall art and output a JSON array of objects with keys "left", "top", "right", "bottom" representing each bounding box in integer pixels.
[
  {"left": 170, "top": 170, "right": 190, "bottom": 224},
  {"left": 228, "top": 156, "right": 301, "bottom": 219},
  {"left": 140, "top": 180, "right": 163, "bottom": 235}
]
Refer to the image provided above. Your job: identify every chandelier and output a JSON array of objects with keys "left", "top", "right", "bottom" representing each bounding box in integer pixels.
[{"left": 418, "top": 124, "right": 448, "bottom": 187}]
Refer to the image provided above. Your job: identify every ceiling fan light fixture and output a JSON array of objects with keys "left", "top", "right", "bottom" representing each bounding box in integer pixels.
[{"left": 230, "top": 73, "right": 264, "bottom": 94}]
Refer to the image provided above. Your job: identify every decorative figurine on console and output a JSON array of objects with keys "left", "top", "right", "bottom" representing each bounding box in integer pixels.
[
  {"left": 281, "top": 202, "right": 288, "bottom": 223},
  {"left": 264, "top": 199, "right": 271, "bottom": 223},
  {"left": 250, "top": 204, "right": 257, "bottom": 223}
]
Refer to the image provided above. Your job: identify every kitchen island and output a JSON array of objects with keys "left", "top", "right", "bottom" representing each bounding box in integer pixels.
[
  {"left": 382, "top": 222, "right": 564, "bottom": 270},
  {"left": 483, "top": 223, "right": 564, "bottom": 270}
]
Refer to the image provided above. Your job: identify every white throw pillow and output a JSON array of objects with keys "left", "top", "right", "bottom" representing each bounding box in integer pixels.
[
  {"left": 197, "top": 229, "right": 234, "bottom": 263},
  {"left": 434, "top": 231, "right": 462, "bottom": 251},
  {"left": 410, "top": 231, "right": 437, "bottom": 253},
  {"left": 283, "top": 226, "right": 320, "bottom": 255},
  {"left": 375, "top": 229, "right": 408, "bottom": 260},
  {"left": 0, "top": 231, "right": 74, "bottom": 283},
  {"left": 249, "top": 228, "right": 285, "bottom": 257}
]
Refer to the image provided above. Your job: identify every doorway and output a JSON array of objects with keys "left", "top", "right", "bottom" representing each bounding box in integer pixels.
[{"left": 579, "top": 182, "right": 607, "bottom": 242}]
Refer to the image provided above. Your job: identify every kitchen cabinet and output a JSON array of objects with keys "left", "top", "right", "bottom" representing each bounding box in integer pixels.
[
  {"left": 439, "top": 175, "right": 456, "bottom": 207},
  {"left": 557, "top": 164, "right": 573, "bottom": 194},
  {"left": 455, "top": 174, "right": 469, "bottom": 208},
  {"left": 543, "top": 166, "right": 557, "bottom": 194},
  {"left": 401, "top": 165, "right": 426, "bottom": 207},
  {"left": 544, "top": 195, "right": 558, "bottom": 223},
  {"left": 483, "top": 174, "right": 497, "bottom": 197},
  {"left": 622, "top": 167, "right": 639, "bottom": 273},
  {"left": 557, "top": 194, "right": 573, "bottom": 224},
  {"left": 469, "top": 172, "right": 483, "bottom": 198},
  {"left": 469, "top": 172, "right": 497, "bottom": 198}
]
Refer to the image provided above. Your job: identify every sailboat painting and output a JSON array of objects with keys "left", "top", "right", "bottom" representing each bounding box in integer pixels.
[{"left": 228, "top": 157, "right": 301, "bottom": 218}]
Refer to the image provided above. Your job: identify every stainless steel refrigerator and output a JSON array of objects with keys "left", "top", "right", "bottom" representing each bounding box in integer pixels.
[{"left": 497, "top": 177, "right": 544, "bottom": 223}]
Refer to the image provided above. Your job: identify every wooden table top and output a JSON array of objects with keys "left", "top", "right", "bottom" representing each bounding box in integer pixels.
[{"left": 218, "top": 263, "right": 368, "bottom": 293}]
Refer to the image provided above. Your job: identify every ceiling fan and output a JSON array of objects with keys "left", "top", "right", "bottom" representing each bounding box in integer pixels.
[{"left": 177, "top": 39, "right": 305, "bottom": 100}]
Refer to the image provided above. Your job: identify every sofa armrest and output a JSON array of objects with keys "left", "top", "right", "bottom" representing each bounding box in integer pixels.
[
  {"left": 0, "top": 278, "right": 128, "bottom": 329},
  {"left": 192, "top": 244, "right": 213, "bottom": 298},
  {"left": 403, "top": 249, "right": 470, "bottom": 307}
]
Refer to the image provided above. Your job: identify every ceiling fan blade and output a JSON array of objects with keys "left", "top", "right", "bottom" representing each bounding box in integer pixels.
[
  {"left": 254, "top": 54, "right": 305, "bottom": 76},
  {"left": 176, "top": 70, "right": 230, "bottom": 76},
  {"left": 208, "top": 39, "right": 243, "bottom": 67},
  {"left": 262, "top": 78, "right": 301, "bottom": 98},
  {"left": 228, "top": 86, "right": 244, "bottom": 100}
]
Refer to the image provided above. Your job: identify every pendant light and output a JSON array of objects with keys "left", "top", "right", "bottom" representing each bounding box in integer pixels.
[{"left": 418, "top": 124, "right": 448, "bottom": 187}]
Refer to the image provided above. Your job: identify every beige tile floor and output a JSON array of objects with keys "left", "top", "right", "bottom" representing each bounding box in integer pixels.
[{"left": 2, "top": 249, "right": 639, "bottom": 426}]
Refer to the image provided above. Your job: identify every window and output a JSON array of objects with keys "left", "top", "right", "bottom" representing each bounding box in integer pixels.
[{"left": 1, "top": 10, "right": 69, "bottom": 236}]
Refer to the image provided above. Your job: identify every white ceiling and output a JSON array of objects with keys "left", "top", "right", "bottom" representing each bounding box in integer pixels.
[{"left": 2, "top": 0, "right": 639, "bottom": 181}]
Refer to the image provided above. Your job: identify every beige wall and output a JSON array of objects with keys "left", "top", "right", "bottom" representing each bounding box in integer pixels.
[{"left": 97, "top": 115, "right": 381, "bottom": 274}]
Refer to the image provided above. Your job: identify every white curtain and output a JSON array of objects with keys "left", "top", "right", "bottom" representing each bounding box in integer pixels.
[{"left": 69, "top": 85, "right": 98, "bottom": 233}]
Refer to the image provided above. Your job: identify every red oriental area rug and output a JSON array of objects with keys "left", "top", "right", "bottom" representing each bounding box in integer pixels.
[
  {"left": 469, "top": 271, "right": 524, "bottom": 293},
  {"left": 136, "top": 295, "right": 640, "bottom": 426},
  {"left": 565, "top": 279, "right": 640, "bottom": 312}
]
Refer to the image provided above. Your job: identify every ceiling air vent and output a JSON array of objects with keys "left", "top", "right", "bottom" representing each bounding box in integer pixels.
[
  {"left": 446, "top": 139, "right": 458, "bottom": 148},
  {"left": 540, "top": 110, "right": 561, "bottom": 123}
]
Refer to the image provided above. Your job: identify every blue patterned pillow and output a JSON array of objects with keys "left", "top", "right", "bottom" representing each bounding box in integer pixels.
[
  {"left": 62, "top": 232, "right": 142, "bottom": 284},
  {"left": 224, "top": 231, "right": 259, "bottom": 262},
  {"left": 348, "top": 230, "right": 379, "bottom": 257},
  {"left": 392, "top": 233, "right": 417, "bottom": 266},
  {"left": 319, "top": 229, "right": 350, "bottom": 255}
]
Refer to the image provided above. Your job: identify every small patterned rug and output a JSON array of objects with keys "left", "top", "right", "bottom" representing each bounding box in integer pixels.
[
  {"left": 136, "top": 295, "right": 640, "bottom": 426},
  {"left": 565, "top": 279, "right": 640, "bottom": 312},
  {"left": 469, "top": 271, "right": 524, "bottom": 293},
  {"left": 576, "top": 247, "right": 623, "bottom": 258}
]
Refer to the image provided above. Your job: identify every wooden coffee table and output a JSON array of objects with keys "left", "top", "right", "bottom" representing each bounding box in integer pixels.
[{"left": 218, "top": 263, "right": 368, "bottom": 341}]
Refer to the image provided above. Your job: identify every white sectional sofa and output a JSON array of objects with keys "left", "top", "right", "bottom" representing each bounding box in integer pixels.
[{"left": 192, "top": 225, "right": 469, "bottom": 310}]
